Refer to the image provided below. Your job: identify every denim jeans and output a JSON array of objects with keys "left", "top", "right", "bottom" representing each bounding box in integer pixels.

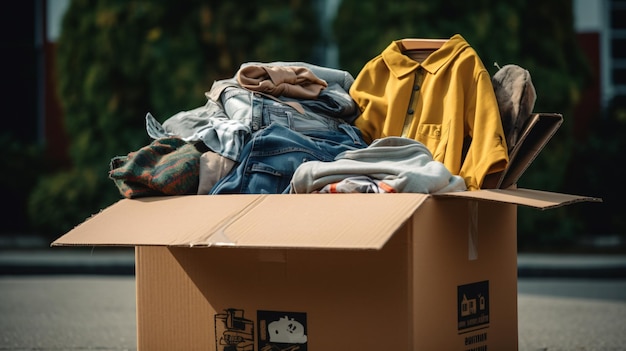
[
  {"left": 208, "top": 122, "right": 366, "bottom": 194},
  {"left": 222, "top": 85, "right": 357, "bottom": 132}
]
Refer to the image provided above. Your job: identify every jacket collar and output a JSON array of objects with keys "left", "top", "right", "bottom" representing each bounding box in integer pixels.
[{"left": 382, "top": 34, "right": 469, "bottom": 78}]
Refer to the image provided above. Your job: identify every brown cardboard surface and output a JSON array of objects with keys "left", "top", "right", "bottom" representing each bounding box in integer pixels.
[
  {"left": 435, "top": 188, "right": 601, "bottom": 209},
  {"left": 136, "top": 228, "right": 415, "bottom": 350},
  {"left": 52, "top": 190, "right": 598, "bottom": 248},
  {"left": 53, "top": 195, "right": 262, "bottom": 247},
  {"left": 497, "top": 113, "right": 564, "bottom": 189},
  {"left": 50, "top": 188, "right": 599, "bottom": 350},
  {"left": 216, "top": 193, "right": 426, "bottom": 249},
  {"left": 132, "top": 195, "right": 519, "bottom": 350},
  {"left": 53, "top": 193, "right": 428, "bottom": 249},
  {"left": 409, "top": 197, "right": 518, "bottom": 349},
  {"left": 135, "top": 246, "right": 213, "bottom": 349}
]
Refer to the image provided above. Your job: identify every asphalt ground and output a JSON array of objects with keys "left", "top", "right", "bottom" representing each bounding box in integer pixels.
[
  {"left": 1, "top": 275, "right": 625, "bottom": 350},
  {"left": 1, "top": 247, "right": 625, "bottom": 350}
]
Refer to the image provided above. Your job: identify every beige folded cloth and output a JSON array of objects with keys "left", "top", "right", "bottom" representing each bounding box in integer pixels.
[
  {"left": 492, "top": 64, "right": 537, "bottom": 152},
  {"left": 197, "top": 151, "right": 236, "bottom": 195},
  {"left": 236, "top": 65, "right": 328, "bottom": 100}
]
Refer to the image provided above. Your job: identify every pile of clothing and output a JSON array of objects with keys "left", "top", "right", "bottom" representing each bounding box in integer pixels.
[{"left": 109, "top": 34, "right": 536, "bottom": 198}]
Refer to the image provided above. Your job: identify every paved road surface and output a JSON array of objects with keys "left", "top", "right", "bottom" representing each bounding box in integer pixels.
[
  {"left": 0, "top": 276, "right": 136, "bottom": 350},
  {"left": 1, "top": 276, "right": 625, "bottom": 350},
  {"left": 518, "top": 278, "right": 626, "bottom": 351}
]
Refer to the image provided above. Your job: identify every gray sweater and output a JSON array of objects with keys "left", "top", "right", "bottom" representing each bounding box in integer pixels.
[{"left": 290, "top": 137, "right": 467, "bottom": 194}]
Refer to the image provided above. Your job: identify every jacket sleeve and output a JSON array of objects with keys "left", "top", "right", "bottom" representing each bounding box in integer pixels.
[
  {"left": 460, "top": 69, "right": 509, "bottom": 190},
  {"left": 350, "top": 56, "right": 393, "bottom": 144}
]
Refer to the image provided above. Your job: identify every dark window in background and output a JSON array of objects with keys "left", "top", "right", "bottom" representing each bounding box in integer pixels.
[
  {"left": 0, "top": 2, "right": 44, "bottom": 235},
  {"left": 611, "top": 0, "right": 626, "bottom": 96},
  {"left": 1, "top": 1, "right": 38, "bottom": 143},
  {"left": 612, "top": 38, "right": 626, "bottom": 60},
  {"left": 610, "top": 3, "right": 626, "bottom": 27}
]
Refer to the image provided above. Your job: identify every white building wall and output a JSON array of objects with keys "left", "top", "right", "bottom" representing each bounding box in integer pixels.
[
  {"left": 574, "top": 0, "right": 604, "bottom": 32},
  {"left": 46, "top": 0, "right": 69, "bottom": 42},
  {"left": 574, "top": 0, "right": 612, "bottom": 107}
]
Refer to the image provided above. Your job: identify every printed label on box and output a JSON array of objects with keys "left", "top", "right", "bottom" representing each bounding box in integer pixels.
[
  {"left": 457, "top": 280, "right": 490, "bottom": 333},
  {"left": 258, "top": 310, "right": 308, "bottom": 351},
  {"left": 215, "top": 308, "right": 255, "bottom": 351}
]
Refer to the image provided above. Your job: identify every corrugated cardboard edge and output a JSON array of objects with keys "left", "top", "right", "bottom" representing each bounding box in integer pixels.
[
  {"left": 497, "top": 113, "right": 564, "bottom": 189},
  {"left": 218, "top": 193, "right": 430, "bottom": 250},
  {"left": 51, "top": 189, "right": 601, "bottom": 249},
  {"left": 51, "top": 194, "right": 430, "bottom": 250},
  {"left": 434, "top": 188, "right": 602, "bottom": 210},
  {"left": 50, "top": 195, "right": 264, "bottom": 248}
]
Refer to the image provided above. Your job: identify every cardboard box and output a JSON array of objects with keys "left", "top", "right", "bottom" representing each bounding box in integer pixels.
[
  {"left": 52, "top": 113, "right": 601, "bottom": 350},
  {"left": 53, "top": 189, "right": 599, "bottom": 350}
]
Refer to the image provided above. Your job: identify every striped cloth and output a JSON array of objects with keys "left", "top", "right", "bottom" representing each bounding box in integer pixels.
[{"left": 109, "top": 137, "right": 202, "bottom": 198}]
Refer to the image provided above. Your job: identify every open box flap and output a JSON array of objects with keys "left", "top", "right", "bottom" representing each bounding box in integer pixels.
[
  {"left": 434, "top": 188, "right": 602, "bottom": 209},
  {"left": 497, "top": 113, "right": 564, "bottom": 189},
  {"left": 51, "top": 194, "right": 429, "bottom": 250},
  {"left": 52, "top": 188, "right": 601, "bottom": 249}
]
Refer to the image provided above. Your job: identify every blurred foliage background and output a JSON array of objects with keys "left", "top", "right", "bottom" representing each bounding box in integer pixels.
[
  {"left": 26, "top": 0, "right": 318, "bottom": 238},
  {"left": 6, "top": 0, "right": 622, "bottom": 252}
]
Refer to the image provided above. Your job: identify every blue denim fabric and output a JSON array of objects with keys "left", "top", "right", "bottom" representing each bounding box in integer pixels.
[
  {"left": 251, "top": 91, "right": 352, "bottom": 132},
  {"left": 221, "top": 85, "right": 357, "bottom": 132},
  {"left": 281, "top": 83, "right": 360, "bottom": 123},
  {"left": 147, "top": 62, "right": 360, "bottom": 162},
  {"left": 208, "top": 122, "right": 366, "bottom": 194}
]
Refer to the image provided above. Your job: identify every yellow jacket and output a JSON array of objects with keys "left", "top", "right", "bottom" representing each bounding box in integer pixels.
[{"left": 351, "top": 34, "right": 508, "bottom": 190}]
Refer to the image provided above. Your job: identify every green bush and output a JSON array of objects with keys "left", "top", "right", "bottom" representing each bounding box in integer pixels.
[
  {"left": 556, "top": 97, "right": 626, "bottom": 248},
  {"left": 31, "top": 0, "right": 611, "bottom": 250},
  {"left": 29, "top": 0, "right": 318, "bottom": 239},
  {"left": 28, "top": 167, "right": 114, "bottom": 236},
  {"left": 0, "top": 133, "right": 48, "bottom": 235}
]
